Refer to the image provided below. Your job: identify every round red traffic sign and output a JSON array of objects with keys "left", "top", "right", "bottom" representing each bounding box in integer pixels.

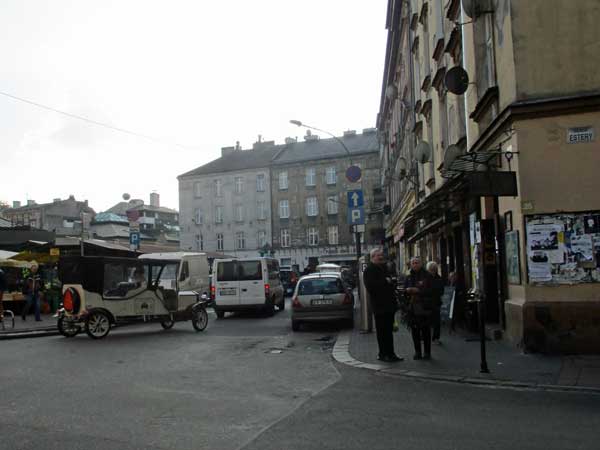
[{"left": 346, "top": 165, "right": 362, "bottom": 183}]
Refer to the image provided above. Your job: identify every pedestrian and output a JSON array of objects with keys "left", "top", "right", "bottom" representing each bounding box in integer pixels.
[
  {"left": 363, "top": 248, "right": 403, "bottom": 363},
  {"left": 404, "top": 257, "right": 434, "bottom": 360},
  {"left": 0, "top": 267, "right": 6, "bottom": 321},
  {"left": 426, "top": 261, "right": 445, "bottom": 345},
  {"left": 21, "top": 262, "right": 43, "bottom": 322}
]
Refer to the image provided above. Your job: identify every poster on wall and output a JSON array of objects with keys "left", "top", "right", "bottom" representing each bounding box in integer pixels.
[
  {"left": 505, "top": 230, "right": 521, "bottom": 285},
  {"left": 525, "top": 213, "right": 600, "bottom": 285}
]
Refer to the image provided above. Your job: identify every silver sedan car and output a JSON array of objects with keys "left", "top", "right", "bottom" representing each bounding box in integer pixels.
[{"left": 291, "top": 273, "right": 354, "bottom": 331}]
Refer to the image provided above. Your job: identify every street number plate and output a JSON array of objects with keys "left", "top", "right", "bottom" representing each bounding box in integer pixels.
[
  {"left": 219, "top": 288, "right": 236, "bottom": 295},
  {"left": 311, "top": 298, "right": 333, "bottom": 306}
]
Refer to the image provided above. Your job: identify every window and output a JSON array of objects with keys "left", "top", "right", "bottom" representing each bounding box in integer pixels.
[
  {"left": 194, "top": 208, "right": 203, "bottom": 225},
  {"left": 281, "top": 229, "right": 291, "bottom": 247},
  {"left": 256, "top": 174, "right": 266, "bottom": 192},
  {"left": 279, "top": 200, "right": 289, "bottom": 219},
  {"left": 196, "top": 234, "right": 204, "bottom": 251},
  {"left": 307, "top": 227, "right": 319, "bottom": 246},
  {"left": 327, "top": 196, "right": 338, "bottom": 215},
  {"left": 326, "top": 167, "right": 337, "bottom": 185},
  {"left": 234, "top": 177, "right": 244, "bottom": 194},
  {"left": 267, "top": 260, "right": 280, "bottom": 281},
  {"left": 236, "top": 231, "right": 245, "bottom": 250},
  {"left": 103, "top": 262, "right": 149, "bottom": 298},
  {"left": 328, "top": 225, "right": 338, "bottom": 245},
  {"left": 258, "top": 230, "right": 267, "bottom": 247},
  {"left": 298, "top": 277, "right": 344, "bottom": 295},
  {"left": 305, "top": 168, "right": 316, "bottom": 186},
  {"left": 216, "top": 233, "right": 224, "bottom": 251},
  {"left": 194, "top": 181, "right": 202, "bottom": 198},
  {"left": 216, "top": 261, "right": 236, "bottom": 281},
  {"left": 214, "top": 179, "right": 222, "bottom": 197},
  {"left": 257, "top": 201, "right": 267, "bottom": 220},
  {"left": 238, "top": 261, "right": 261, "bottom": 281},
  {"left": 215, "top": 206, "right": 223, "bottom": 224},
  {"left": 234, "top": 205, "right": 244, "bottom": 222},
  {"left": 279, "top": 171, "right": 288, "bottom": 190},
  {"left": 179, "top": 261, "right": 189, "bottom": 282},
  {"left": 306, "top": 197, "right": 318, "bottom": 216}
]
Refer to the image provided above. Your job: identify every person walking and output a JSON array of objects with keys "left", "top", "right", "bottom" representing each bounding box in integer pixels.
[
  {"left": 21, "top": 262, "right": 43, "bottom": 322},
  {"left": 426, "top": 261, "right": 445, "bottom": 345},
  {"left": 404, "top": 257, "right": 434, "bottom": 360},
  {"left": 364, "top": 248, "right": 403, "bottom": 363},
  {"left": 0, "top": 267, "right": 6, "bottom": 321}
]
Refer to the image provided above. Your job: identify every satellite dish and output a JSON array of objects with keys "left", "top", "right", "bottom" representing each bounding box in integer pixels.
[
  {"left": 462, "top": 0, "right": 495, "bottom": 19},
  {"left": 415, "top": 141, "right": 432, "bottom": 164},
  {"left": 122, "top": 193, "right": 130, "bottom": 201},
  {"left": 443, "top": 145, "right": 463, "bottom": 171},
  {"left": 445, "top": 66, "right": 470, "bottom": 95}
]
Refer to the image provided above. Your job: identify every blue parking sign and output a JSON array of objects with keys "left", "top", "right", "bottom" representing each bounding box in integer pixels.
[
  {"left": 129, "top": 231, "right": 140, "bottom": 248},
  {"left": 347, "top": 207, "right": 365, "bottom": 225}
]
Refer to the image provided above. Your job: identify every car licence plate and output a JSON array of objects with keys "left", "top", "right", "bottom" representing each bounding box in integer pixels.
[
  {"left": 219, "top": 288, "right": 236, "bottom": 295},
  {"left": 311, "top": 298, "right": 333, "bottom": 306}
]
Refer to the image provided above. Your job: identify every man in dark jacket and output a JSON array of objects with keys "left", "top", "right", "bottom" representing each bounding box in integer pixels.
[
  {"left": 363, "top": 248, "right": 403, "bottom": 363},
  {"left": 404, "top": 257, "right": 434, "bottom": 359}
]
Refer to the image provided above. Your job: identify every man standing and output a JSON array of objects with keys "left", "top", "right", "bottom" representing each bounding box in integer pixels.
[
  {"left": 21, "top": 262, "right": 42, "bottom": 322},
  {"left": 404, "top": 257, "right": 434, "bottom": 359},
  {"left": 363, "top": 248, "right": 403, "bottom": 363},
  {"left": 0, "top": 267, "right": 6, "bottom": 320}
]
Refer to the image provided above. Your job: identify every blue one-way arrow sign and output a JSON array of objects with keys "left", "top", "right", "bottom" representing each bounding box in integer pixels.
[{"left": 347, "top": 190, "right": 364, "bottom": 208}]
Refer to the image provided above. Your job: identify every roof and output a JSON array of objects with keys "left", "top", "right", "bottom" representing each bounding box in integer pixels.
[
  {"left": 104, "top": 200, "right": 144, "bottom": 216},
  {"left": 93, "top": 212, "right": 128, "bottom": 224},
  {"left": 271, "top": 132, "right": 378, "bottom": 165},
  {"left": 298, "top": 273, "right": 343, "bottom": 281},
  {"left": 0, "top": 217, "right": 12, "bottom": 228},
  {"left": 178, "top": 146, "right": 280, "bottom": 178},
  {"left": 5, "top": 198, "right": 95, "bottom": 214},
  {"left": 131, "top": 204, "right": 178, "bottom": 214}
]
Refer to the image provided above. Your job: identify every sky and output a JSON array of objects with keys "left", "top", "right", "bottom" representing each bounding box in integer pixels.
[{"left": 0, "top": 0, "right": 387, "bottom": 212}]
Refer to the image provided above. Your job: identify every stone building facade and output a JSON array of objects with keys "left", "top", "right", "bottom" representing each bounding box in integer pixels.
[
  {"left": 378, "top": 0, "right": 600, "bottom": 352},
  {"left": 270, "top": 129, "right": 383, "bottom": 271}
]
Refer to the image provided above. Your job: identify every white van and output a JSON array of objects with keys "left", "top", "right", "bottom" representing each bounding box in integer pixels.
[{"left": 211, "top": 257, "right": 284, "bottom": 318}]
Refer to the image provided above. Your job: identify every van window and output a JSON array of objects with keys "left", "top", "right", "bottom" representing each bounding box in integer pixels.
[
  {"left": 217, "top": 261, "right": 237, "bottom": 282},
  {"left": 238, "top": 261, "right": 262, "bottom": 281},
  {"left": 267, "top": 260, "right": 280, "bottom": 281},
  {"left": 103, "top": 262, "right": 149, "bottom": 298},
  {"left": 179, "top": 261, "right": 189, "bottom": 281}
]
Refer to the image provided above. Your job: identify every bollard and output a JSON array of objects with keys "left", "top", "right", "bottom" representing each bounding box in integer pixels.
[
  {"left": 467, "top": 288, "right": 489, "bottom": 373},
  {"left": 358, "top": 255, "right": 372, "bottom": 333}
]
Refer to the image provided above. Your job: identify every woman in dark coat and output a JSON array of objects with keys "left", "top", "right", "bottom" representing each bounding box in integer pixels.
[
  {"left": 404, "top": 257, "right": 434, "bottom": 359},
  {"left": 426, "top": 261, "right": 445, "bottom": 344}
]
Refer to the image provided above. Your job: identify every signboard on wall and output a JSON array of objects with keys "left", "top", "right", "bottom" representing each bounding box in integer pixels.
[
  {"left": 525, "top": 213, "right": 600, "bottom": 284},
  {"left": 567, "top": 127, "right": 595, "bottom": 144},
  {"left": 505, "top": 230, "right": 521, "bottom": 285}
]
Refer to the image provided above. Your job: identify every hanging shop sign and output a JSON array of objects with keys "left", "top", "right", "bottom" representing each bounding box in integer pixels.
[
  {"left": 465, "top": 172, "right": 518, "bottom": 197},
  {"left": 567, "top": 127, "right": 595, "bottom": 144},
  {"left": 525, "top": 212, "right": 600, "bottom": 284}
]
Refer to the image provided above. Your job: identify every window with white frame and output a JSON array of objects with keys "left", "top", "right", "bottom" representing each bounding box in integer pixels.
[
  {"left": 326, "top": 167, "right": 337, "bottom": 185},
  {"left": 194, "top": 181, "right": 202, "bottom": 197},
  {"left": 214, "top": 179, "right": 222, "bottom": 197},
  {"left": 279, "top": 171, "right": 288, "bottom": 190},
  {"left": 305, "top": 168, "right": 316, "bottom": 186},
  {"left": 258, "top": 230, "right": 267, "bottom": 247},
  {"left": 257, "top": 201, "right": 267, "bottom": 220},
  {"left": 328, "top": 225, "right": 338, "bottom": 245},
  {"left": 279, "top": 199, "right": 289, "bottom": 218},
  {"left": 280, "top": 229, "right": 291, "bottom": 248},
  {"left": 196, "top": 234, "right": 204, "bottom": 251},
  {"left": 236, "top": 231, "right": 245, "bottom": 250},
  {"left": 306, "top": 197, "right": 318, "bottom": 216},
  {"left": 256, "top": 174, "right": 266, "bottom": 192},
  {"left": 194, "top": 208, "right": 203, "bottom": 225},
  {"left": 215, "top": 206, "right": 223, "bottom": 223},
  {"left": 234, "top": 177, "right": 244, "bottom": 194},
  {"left": 327, "top": 196, "right": 338, "bottom": 215},
  {"left": 234, "top": 204, "right": 244, "bottom": 222},
  {"left": 216, "top": 233, "right": 224, "bottom": 251},
  {"left": 307, "top": 227, "right": 319, "bottom": 246}
]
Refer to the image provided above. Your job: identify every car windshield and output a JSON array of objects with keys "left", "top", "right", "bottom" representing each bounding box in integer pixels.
[{"left": 298, "top": 278, "right": 344, "bottom": 296}]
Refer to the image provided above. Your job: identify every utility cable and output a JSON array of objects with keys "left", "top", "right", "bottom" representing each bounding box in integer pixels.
[{"left": 0, "top": 89, "right": 200, "bottom": 150}]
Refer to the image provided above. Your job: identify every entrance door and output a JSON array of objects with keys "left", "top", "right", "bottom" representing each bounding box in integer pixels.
[{"left": 479, "top": 219, "right": 500, "bottom": 323}]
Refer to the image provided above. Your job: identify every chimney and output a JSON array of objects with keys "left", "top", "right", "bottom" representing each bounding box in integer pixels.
[
  {"left": 221, "top": 146, "right": 235, "bottom": 157},
  {"left": 304, "top": 129, "right": 319, "bottom": 142},
  {"left": 343, "top": 130, "right": 357, "bottom": 137},
  {"left": 362, "top": 127, "right": 377, "bottom": 134},
  {"left": 53, "top": 198, "right": 61, "bottom": 203},
  {"left": 235, "top": 141, "right": 241, "bottom": 150},
  {"left": 253, "top": 140, "right": 275, "bottom": 150},
  {"left": 27, "top": 200, "right": 35, "bottom": 206},
  {"left": 84, "top": 200, "right": 89, "bottom": 207},
  {"left": 284, "top": 137, "right": 297, "bottom": 145},
  {"left": 12, "top": 201, "right": 21, "bottom": 208},
  {"left": 68, "top": 195, "right": 75, "bottom": 200},
  {"left": 150, "top": 192, "right": 160, "bottom": 207}
]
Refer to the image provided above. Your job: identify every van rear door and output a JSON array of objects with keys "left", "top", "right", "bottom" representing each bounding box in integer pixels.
[
  {"left": 215, "top": 260, "right": 239, "bottom": 307},
  {"left": 237, "top": 259, "right": 264, "bottom": 306}
]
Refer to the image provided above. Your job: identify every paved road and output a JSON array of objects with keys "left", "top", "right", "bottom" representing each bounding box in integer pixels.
[{"left": 1, "top": 302, "right": 598, "bottom": 450}]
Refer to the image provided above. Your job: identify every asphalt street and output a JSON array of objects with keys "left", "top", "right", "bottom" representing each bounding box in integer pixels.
[{"left": 1, "top": 301, "right": 598, "bottom": 450}]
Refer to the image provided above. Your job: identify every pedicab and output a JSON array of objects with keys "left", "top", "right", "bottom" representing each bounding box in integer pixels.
[{"left": 55, "top": 252, "right": 211, "bottom": 339}]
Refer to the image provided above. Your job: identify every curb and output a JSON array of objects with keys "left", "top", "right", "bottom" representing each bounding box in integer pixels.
[
  {"left": 332, "top": 330, "right": 600, "bottom": 395},
  {"left": 0, "top": 328, "right": 59, "bottom": 340}
]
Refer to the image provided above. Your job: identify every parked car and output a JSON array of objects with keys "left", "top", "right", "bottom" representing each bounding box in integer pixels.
[
  {"left": 211, "top": 257, "right": 284, "bottom": 318},
  {"left": 280, "top": 267, "right": 300, "bottom": 297},
  {"left": 291, "top": 273, "right": 354, "bottom": 331}
]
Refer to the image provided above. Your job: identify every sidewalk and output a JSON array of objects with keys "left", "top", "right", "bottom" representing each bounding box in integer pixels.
[
  {"left": 0, "top": 313, "right": 58, "bottom": 339},
  {"left": 338, "top": 320, "right": 600, "bottom": 392}
]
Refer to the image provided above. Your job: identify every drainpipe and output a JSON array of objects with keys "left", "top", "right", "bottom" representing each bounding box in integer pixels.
[{"left": 460, "top": 2, "right": 471, "bottom": 150}]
